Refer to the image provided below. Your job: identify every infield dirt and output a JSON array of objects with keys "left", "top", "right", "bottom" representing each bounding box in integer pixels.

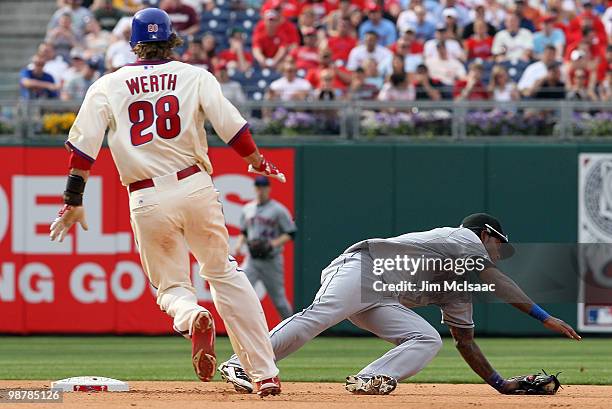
[{"left": 2, "top": 381, "right": 611, "bottom": 409}]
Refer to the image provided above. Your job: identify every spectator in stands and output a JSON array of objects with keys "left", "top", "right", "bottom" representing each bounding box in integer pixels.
[
  {"left": 267, "top": 59, "right": 312, "bottom": 100},
  {"left": 533, "top": 15, "right": 566, "bottom": 59},
  {"left": 363, "top": 58, "right": 385, "bottom": 89},
  {"left": 105, "top": 26, "right": 136, "bottom": 70},
  {"left": 492, "top": 13, "right": 534, "bottom": 62},
  {"left": 524, "top": 61, "right": 566, "bottom": 99},
  {"left": 297, "top": 6, "right": 324, "bottom": 40},
  {"left": 397, "top": 5, "right": 436, "bottom": 42},
  {"left": 384, "top": 31, "right": 424, "bottom": 74},
  {"left": 480, "top": 0, "right": 506, "bottom": 29},
  {"left": 161, "top": 0, "right": 199, "bottom": 37},
  {"left": 260, "top": 0, "right": 301, "bottom": 21},
  {"left": 518, "top": 44, "right": 557, "bottom": 95},
  {"left": 488, "top": 64, "right": 519, "bottom": 101},
  {"left": 566, "top": 67, "right": 598, "bottom": 100},
  {"left": 46, "top": 12, "right": 81, "bottom": 62},
  {"left": 290, "top": 27, "right": 320, "bottom": 71},
  {"left": 565, "top": 27, "right": 607, "bottom": 70},
  {"left": 326, "top": 0, "right": 356, "bottom": 37},
  {"left": 215, "top": 63, "right": 247, "bottom": 105},
  {"left": 47, "top": 0, "right": 93, "bottom": 41},
  {"left": 182, "top": 36, "right": 210, "bottom": 69},
  {"left": 305, "top": 48, "right": 351, "bottom": 92},
  {"left": 253, "top": 10, "right": 295, "bottom": 69},
  {"left": 424, "top": 24, "right": 465, "bottom": 61},
  {"left": 346, "top": 31, "right": 393, "bottom": 71},
  {"left": 462, "top": 3, "right": 497, "bottom": 40},
  {"left": 346, "top": 67, "right": 379, "bottom": 100},
  {"left": 413, "top": 63, "right": 445, "bottom": 100},
  {"left": 218, "top": 28, "right": 254, "bottom": 72},
  {"left": 510, "top": 0, "right": 536, "bottom": 32},
  {"left": 64, "top": 48, "right": 88, "bottom": 83},
  {"left": 254, "top": 3, "right": 300, "bottom": 47},
  {"left": 378, "top": 72, "right": 416, "bottom": 101},
  {"left": 440, "top": 0, "right": 470, "bottom": 27},
  {"left": 566, "top": 0, "right": 607, "bottom": 48},
  {"left": 20, "top": 55, "right": 59, "bottom": 100},
  {"left": 442, "top": 8, "right": 462, "bottom": 40},
  {"left": 464, "top": 19, "right": 493, "bottom": 60},
  {"left": 425, "top": 40, "right": 466, "bottom": 86},
  {"left": 314, "top": 69, "right": 343, "bottom": 100},
  {"left": 597, "top": 69, "right": 612, "bottom": 101},
  {"left": 37, "top": 42, "right": 69, "bottom": 85},
  {"left": 454, "top": 61, "right": 489, "bottom": 100},
  {"left": 84, "top": 18, "right": 112, "bottom": 59},
  {"left": 91, "top": 0, "right": 125, "bottom": 32},
  {"left": 327, "top": 17, "right": 358, "bottom": 65},
  {"left": 61, "top": 57, "right": 100, "bottom": 100},
  {"left": 358, "top": 3, "right": 397, "bottom": 47}
]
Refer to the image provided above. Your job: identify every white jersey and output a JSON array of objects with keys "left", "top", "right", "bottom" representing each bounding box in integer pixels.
[{"left": 66, "top": 60, "right": 247, "bottom": 185}]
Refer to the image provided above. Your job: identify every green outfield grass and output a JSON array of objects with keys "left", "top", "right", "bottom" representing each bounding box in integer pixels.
[{"left": 0, "top": 336, "right": 609, "bottom": 384}]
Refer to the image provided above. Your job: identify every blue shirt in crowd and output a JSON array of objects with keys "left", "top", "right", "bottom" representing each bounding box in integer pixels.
[
  {"left": 19, "top": 68, "right": 58, "bottom": 100},
  {"left": 359, "top": 19, "right": 398, "bottom": 46}
]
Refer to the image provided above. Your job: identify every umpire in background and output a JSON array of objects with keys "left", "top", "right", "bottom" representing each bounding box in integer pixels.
[{"left": 233, "top": 176, "right": 297, "bottom": 319}]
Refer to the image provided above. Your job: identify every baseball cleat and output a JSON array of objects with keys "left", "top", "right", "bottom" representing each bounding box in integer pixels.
[
  {"left": 345, "top": 374, "right": 398, "bottom": 395},
  {"left": 255, "top": 376, "right": 282, "bottom": 397},
  {"left": 191, "top": 311, "right": 216, "bottom": 382},
  {"left": 218, "top": 361, "right": 254, "bottom": 393}
]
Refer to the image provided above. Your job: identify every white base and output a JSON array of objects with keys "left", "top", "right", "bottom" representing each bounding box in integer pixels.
[{"left": 51, "top": 376, "right": 129, "bottom": 392}]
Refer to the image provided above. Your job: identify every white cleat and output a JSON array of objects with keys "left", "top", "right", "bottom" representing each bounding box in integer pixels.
[
  {"left": 345, "top": 374, "right": 398, "bottom": 395},
  {"left": 218, "top": 361, "right": 254, "bottom": 393}
]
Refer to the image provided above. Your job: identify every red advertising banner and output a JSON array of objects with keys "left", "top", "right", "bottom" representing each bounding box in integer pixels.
[{"left": 0, "top": 146, "right": 295, "bottom": 334}]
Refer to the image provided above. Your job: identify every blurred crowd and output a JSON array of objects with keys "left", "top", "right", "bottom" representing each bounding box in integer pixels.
[{"left": 19, "top": 0, "right": 612, "bottom": 105}]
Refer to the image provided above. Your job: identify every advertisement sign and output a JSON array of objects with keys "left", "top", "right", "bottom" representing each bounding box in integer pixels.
[{"left": 0, "top": 146, "right": 295, "bottom": 334}]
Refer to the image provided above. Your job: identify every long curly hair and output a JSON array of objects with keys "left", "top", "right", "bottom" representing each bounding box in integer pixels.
[{"left": 132, "top": 33, "right": 183, "bottom": 60}]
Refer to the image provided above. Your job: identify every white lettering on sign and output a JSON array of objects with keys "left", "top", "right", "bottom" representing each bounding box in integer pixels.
[
  {"left": 19, "top": 262, "right": 53, "bottom": 303},
  {"left": 0, "top": 263, "right": 16, "bottom": 302},
  {"left": 0, "top": 185, "right": 8, "bottom": 244},
  {"left": 70, "top": 262, "right": 107, "bottom": 303},
  {"left": 111, "top": 261, "right": 146, "bottom": 302}
]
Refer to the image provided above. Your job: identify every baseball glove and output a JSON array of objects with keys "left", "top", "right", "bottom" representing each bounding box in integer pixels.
[
  {"left": 506, "top": 370, "right": 562, "bottom": 395},
  {"left": 247, "top": 239, "right": 273, "bottom": 259}
]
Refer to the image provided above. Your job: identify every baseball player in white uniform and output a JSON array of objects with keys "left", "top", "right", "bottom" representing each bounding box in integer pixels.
[
  {"left": 49, "top": 8, "right": 284, "bottom": 397},
  {"left": 219, "top": 213, "right": 580, "bottom": 395}
]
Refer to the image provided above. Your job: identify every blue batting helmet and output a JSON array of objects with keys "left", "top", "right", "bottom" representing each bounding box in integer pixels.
[{"left": 130, "top": 8, "right": 172, "bottom": 47}]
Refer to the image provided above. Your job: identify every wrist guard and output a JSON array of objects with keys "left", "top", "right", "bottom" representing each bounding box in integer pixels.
[{"left": 63, "top": 174, "right": 86, "bottom": 206}]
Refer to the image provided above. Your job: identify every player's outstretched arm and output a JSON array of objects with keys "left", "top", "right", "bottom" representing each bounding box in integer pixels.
[
  {"left": 449, "top": 326, "right": 518, "bottom": 394},
  {"left": 479, "top": 267, "right": 581, "bottom": 341},
  {"left": 50, "top": 168, "right": 89, "bottom": 242}
]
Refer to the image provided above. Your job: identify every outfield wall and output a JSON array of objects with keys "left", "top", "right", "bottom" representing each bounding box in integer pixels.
[
  {"left": 293, "top": 143, "right": 612, "bottom": 336},
  {"left": 1, "top": 142, "right": 611, "bottom": 335}
]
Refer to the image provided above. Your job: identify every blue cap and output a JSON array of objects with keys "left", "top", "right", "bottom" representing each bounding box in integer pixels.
[
  {"left": 130, "top": 8, "right": 172, "bottom": 48},
  {"left": 254, "top": 176, "right": 270, "bottom": 186}
]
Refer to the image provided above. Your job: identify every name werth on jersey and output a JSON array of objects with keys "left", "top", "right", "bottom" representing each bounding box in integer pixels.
[{"left": 125, "top": 74, "right": 178, "bottom": 95}]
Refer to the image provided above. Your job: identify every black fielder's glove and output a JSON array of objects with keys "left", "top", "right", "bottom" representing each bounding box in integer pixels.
[
  {"left": 506, "top": 370, "right": 562, "bottom": 395},
  {"left": 247, "top": 239, "right": 273, "bottom": 259}
]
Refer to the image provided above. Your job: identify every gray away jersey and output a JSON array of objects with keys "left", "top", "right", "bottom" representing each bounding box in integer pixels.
[
  {"left": 344, "top": 227, "right": 493, "bottom": 328},
  {"left": 240, "top": 199, "right": 297, "bottom": 256}
]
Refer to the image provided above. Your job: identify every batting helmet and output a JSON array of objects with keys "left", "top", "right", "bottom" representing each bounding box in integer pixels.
[{"left": 130, "top": 8, "right": 172, "bottom": 48}]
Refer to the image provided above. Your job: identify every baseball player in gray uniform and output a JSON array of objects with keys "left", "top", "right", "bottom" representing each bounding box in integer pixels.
[
  {"left": 219, "top": 213, "right": 580, "bottom": 395},
  {"left": 233, "top": 176, "right": 297, "bottom": 319}
]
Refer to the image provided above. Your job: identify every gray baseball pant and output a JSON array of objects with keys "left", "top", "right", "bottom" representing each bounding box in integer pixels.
[
  {"left": 244, "top": 255, "right": 293, "bottom": 320},
  {"left": 231, "top": 251, "right": 442, "bottom": 381}
]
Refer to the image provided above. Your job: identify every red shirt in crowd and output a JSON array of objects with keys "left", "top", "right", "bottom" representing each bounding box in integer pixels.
[
  {"left": 253, "top": 20, "right": 300, "bottom": 48},
  {"left": 388, "top": 40, "right": 424, "bottom": 55},
  {"left": 218, "top": 49, "right": 254, "bottom": 65},
  {"left": 306, "top": 66, "right": 351, "bottom": 90},
  {"left": 327, "top": 35, "right": 358, "bottom": 62},
  {"left": 162, "top": 4, "right": 198, "bottom": 32},
  {"left": 464, "top": 36, "right": 493, "bottom": 60},
  {"left": 453, "top": 80, "right": 490, "bottom": 100},
  {"left": 566, "top": 11, "right": 607, "bottom": 46},
  {"left": 290, "top": 46, "right": 321, "bottom": 70},
  {"left": 261, "top": 0, "right": 301, "bottom": 19}
]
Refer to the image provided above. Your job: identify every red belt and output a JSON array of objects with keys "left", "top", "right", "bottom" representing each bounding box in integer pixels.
[{"left": 129, "top": 164, "right": 201, "bottom": 193}]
